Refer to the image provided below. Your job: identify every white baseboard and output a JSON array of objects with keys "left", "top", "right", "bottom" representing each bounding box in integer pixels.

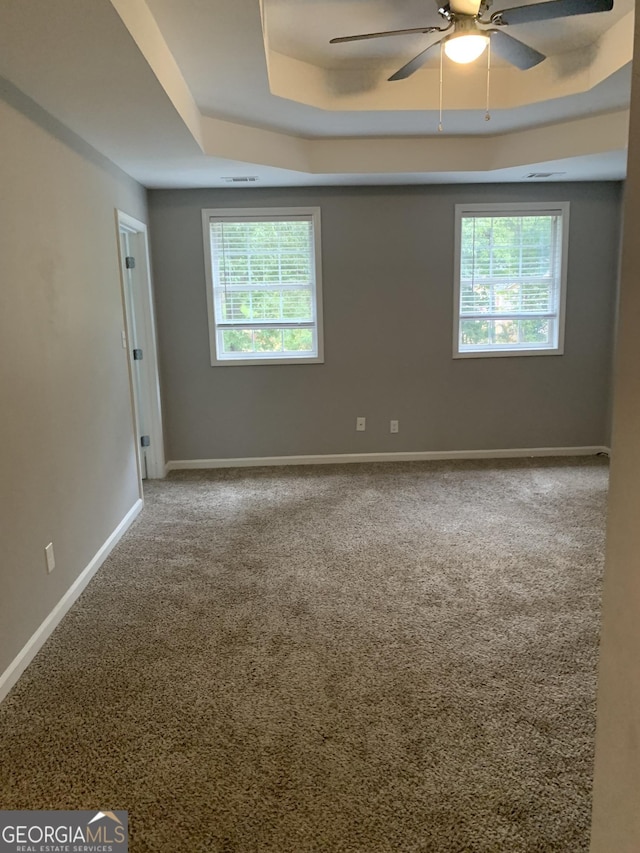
[
  {"left": 0, "top": 498, "right": 144, "bottom": 705},
  {"left": 167, "top": 446, "right": 610, "bottom": 471}
]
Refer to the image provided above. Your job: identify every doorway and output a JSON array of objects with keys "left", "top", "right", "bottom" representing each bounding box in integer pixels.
[{"left": 117, "top": 211, "right": 165, "bottom": 482}]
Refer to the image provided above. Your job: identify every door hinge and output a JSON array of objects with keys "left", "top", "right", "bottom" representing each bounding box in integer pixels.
[
  {"left": 125, "top": 256, "right": 136, "bottom": 269},
  {"left": 141, "top": 435, "right": 151, "bottom": 447},
  {"left": 133, "top": 348, "right": 143, "bottom": 360}
]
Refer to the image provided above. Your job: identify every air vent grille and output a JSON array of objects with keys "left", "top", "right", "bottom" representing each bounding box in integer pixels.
[
  {"left": 221, "top": 176, "right": 260, "bottom": 183},
  {"left": 525, "top": 172, "right": 566, "bottom": 179}
]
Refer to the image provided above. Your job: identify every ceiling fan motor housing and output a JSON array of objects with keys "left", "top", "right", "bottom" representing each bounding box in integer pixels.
[{"left": 450, "top": 15, "right": 485, "bottom": 36}]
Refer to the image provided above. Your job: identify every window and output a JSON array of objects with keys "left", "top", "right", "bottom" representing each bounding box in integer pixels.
[
  {"left": 454, "top": 203, "right": 569, "bottom": 358},
  {"left": 202, "top": 207, "right": 323, "bottom": 366}
]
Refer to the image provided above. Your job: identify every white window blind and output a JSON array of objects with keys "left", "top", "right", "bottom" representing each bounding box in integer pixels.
[
  {"left": 202, "top": 208, "right": 323, "bottom": 365},
  {"left": 454, "top": 204, "right": 568, "bottom": 358}
]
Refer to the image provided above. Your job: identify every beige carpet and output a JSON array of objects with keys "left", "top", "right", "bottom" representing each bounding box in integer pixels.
[{"left": 0, "top": 458, "right": 607, "bottom": 852}]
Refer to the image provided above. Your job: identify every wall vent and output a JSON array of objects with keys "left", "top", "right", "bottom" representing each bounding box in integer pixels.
[
  {"left": 524, "top": 172, "right": 566, "bottom": 179},
  {"left": 221, "top": 176, "right": 260, "bottom": 183}
]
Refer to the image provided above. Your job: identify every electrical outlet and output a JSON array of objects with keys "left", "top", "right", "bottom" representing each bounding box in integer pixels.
[
  {"left": 45, "top": 542, "right": 55, "bottom": 574},
  {"left": 356, "top": 417, "right": 366, "bottom": 432},
  {"left": 390, "top": 420, "right": 399, "bottom": 434}
]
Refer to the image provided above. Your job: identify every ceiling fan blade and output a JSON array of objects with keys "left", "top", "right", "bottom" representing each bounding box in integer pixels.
[
  {"left": 388, "top": 39, "right": 444, "bottom": 81},
  {"left": 489, "top": 30, "right": 546, "bottom": 69},
  {"left": 330, "top": 25, "right": 442, "bottom": 44},
  {"left": 491, "top": 0, "right": 613, "bottom": 26}
]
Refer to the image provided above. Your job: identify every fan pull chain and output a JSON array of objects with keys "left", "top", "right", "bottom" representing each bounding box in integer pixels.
[
  {"left": 485, "top": 37, "right": 491, "bottom": 122},
  {"left": 438, "top": 41, "right": 444, "bottom": 133}
]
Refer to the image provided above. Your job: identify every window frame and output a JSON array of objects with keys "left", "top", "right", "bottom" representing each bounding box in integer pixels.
[
  {"left": 202, "top": 206, "right": 324, "bottom": 367},
  {"left": 453, "top": 201, "right": 570, "bottom": 359}
]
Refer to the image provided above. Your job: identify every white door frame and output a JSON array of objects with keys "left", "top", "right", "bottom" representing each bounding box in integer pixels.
[{"left": 116, "top": 210, "right": 166, "bottom": 479}]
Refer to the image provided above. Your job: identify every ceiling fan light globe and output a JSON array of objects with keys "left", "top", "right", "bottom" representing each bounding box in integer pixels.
[{"left": 444, "top": 33, "right": 489, "bottom": 64}]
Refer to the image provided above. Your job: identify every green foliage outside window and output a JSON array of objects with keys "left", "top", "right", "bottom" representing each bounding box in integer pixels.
[{"left": 222, "top": 328, "right": 313, "bottom": 354}]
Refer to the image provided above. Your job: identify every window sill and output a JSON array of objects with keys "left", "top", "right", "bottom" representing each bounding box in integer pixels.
[
  {"left": 211, "top": 355, "right": 325, "bottom": 367},
  {"left": 453, "top": 347, "right": 564, "bottom": 359}
]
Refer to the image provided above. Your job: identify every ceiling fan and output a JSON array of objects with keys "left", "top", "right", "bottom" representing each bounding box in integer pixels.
[{"left": 330, "top": 0, "right": 614, "bottom": 81}]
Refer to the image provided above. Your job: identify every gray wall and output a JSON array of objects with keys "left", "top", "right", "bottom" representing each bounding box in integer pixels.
[
  {"left": 0, "top": 78, "right": 146, "bottom": 678},
  {"left": 148, "top": 183, "right": 622, "bottom": 462}
]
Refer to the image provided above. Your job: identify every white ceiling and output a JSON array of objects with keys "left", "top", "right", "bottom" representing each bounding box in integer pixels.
[
  {"left": 0, "top": 0, "right": 632, "bottom": 187},
  {"left": 265, "top": 0, "right": 632, "bottom": 66}
]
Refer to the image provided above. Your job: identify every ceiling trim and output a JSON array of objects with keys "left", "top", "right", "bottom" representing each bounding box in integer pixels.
[
  {"left": 110, "top": 0, "right": 204, "bottom": 150},
  {"left": 200, "top": 110, "right": 628, "bottom": 175}
]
